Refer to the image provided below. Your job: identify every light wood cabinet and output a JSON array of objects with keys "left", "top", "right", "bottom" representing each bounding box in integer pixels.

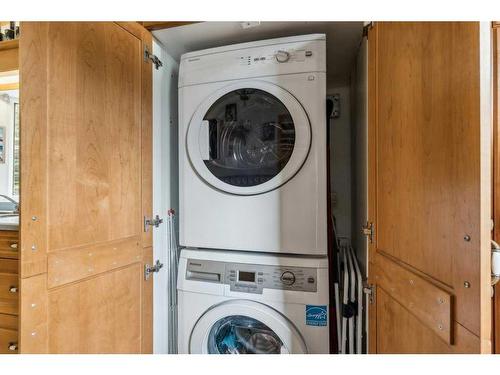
[
  {"left": 0, "top": 26, "right": 20, "bottom": 355},
  {"left": 367, "top": 22, "right": 491, "bottom": 353},
  {"left": 0, "top": 230, "right": 18, "bottom": 259},
  {"left": 0, "top": 230, "right": 19, "bottom": 354},
  {"left": 0, "top": 327, "right": 18, "bottom": 354},
  {"left": 0, "top": 39, "right": 18, "bottom": 72},
  {"left": 18, "top": 22, "right": 153, "bottom": 354}
]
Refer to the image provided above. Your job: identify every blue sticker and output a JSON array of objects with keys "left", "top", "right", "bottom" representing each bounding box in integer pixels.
[{"left": 306, "top": 305, "right": 328, "bottom": 326}]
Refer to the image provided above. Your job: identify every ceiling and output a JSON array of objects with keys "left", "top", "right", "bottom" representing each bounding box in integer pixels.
[{"left": 153, "top": 21, "right": 364, "bottom": 87}]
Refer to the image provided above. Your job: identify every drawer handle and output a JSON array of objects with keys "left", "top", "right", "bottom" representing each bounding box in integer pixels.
[
  {"left": 10, "top": 243, "right": 18, "bottom": 249},
  {"left": 9, "top": 286, "right": 18, "bottom": 293},
  {"left": 8, "top": 342, "right": 18, "bottom": 351}
]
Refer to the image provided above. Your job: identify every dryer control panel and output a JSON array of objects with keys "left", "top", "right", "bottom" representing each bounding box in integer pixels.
[
  {"left": 186, "top": 258, "right": 317, "bottom": 294},
  {"left": 238, "top": 48, "right": 311, "bottom": 67},
  {"left": 179, "top": 34, "right": 326, "bottom": 87}
]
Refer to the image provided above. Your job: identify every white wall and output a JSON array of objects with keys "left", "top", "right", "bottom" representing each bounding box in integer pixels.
[
  {"left": 350, "top": 39, "right": 369, "bottom": 354},
  {"left": 0, "top": 92, "right": 18, "bottom": 198},
  {"left": 152, "top": 39, "right": 179, "bottom": 354},
  {"left": 328, "top": 86, "right": 352, "bottom": 240},
  {"left": 350, "top": 39, "right": 368, "bottom": 276}
]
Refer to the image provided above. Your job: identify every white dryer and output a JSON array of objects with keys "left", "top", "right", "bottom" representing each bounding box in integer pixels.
[
  {"left": 177, "top": 249, "right": 330, "bottom": 354},
  {"left": 179, "top": 34, "right": 327, "bottom": 256}
]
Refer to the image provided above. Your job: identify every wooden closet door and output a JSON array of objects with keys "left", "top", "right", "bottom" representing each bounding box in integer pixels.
[
  {"left": 367, "top": 22, "right": 491, "bottom": 353},
  {"left": 493, "top": 22, "right": 500, "bottom": 354},
  {"left": 19, "top": 22, "right": 153, "bottom": 353}
]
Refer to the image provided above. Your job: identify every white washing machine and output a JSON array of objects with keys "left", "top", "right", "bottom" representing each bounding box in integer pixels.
[
  {"left": 179, "top": 34, "right": 327, "bottom": 256},
  {"left": 177, "top": 249, "right": 330, "bottom": 354}
]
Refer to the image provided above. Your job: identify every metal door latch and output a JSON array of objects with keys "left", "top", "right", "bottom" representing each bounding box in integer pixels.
[
  {"left": 145, "top": 260, "right": 164, "bottom": 280},
  {"left": 362, "top": 222, "right": 374, "bottom": 243},
  {"left": 144, "top": 215, "right": 163, "bottom": 232}
]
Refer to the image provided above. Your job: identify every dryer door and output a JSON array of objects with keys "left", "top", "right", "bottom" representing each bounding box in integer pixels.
[
  {"left": 189, "top": 299, "right": 307, "bottom": 354},
  {"left": 186, "top": 81, "right": 311, "bottom": 195}
]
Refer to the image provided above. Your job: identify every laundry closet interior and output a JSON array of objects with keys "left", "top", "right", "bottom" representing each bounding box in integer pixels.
[
  {"left": 150, "top": 21, "right": 369, "bottom": 354},
  {"left": 0, "top": 21, "right": 492, "bottom": 354}
]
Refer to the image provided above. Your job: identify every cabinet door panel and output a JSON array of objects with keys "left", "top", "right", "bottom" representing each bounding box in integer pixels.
[
  {"left": 19, "top": 22, "right": 153, "bottom": 353},
  {"left": 48, "top": 264, "right": 141, "bottom": 353},
  {"left": 368, "top": 22, "right": 491, "bottom": 353},
  {"left": 46, "top": 22, "right": 141, "bottom": 251}
]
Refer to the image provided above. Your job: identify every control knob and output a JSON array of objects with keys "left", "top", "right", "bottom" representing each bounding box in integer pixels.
[
  {"left": 280, "top": 271, "right": 296, "bottom": 286},
  {"left": 275, "top": 50, "right": 290, "bottom": 63}
]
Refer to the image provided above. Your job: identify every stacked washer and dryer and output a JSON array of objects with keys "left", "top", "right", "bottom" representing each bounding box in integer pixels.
[{"left": 177, "top": 34, "right": 329, "bottom": 354}]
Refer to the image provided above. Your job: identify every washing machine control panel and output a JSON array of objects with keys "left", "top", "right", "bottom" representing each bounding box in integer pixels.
[
  {"left": 185, "top": 258, "right": 317, "bottom": 295},
  {"left": 226, "top": 263, "right": 317, "bottom": 294}
]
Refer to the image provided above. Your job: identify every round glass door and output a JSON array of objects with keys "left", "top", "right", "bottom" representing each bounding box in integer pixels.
[
  {"left": 189, "top": 300, "right": 307, "bottom": 354},
  {"left": 187, "top": 81, "right": 311, "bottom": 195},
  {"left": 208, "top": 315, "right": 284, "bottom": 354}
]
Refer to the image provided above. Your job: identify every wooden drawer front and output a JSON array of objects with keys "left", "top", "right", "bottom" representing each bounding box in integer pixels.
[
  {"left": 0, "top": 274, "right": 18, "bottom": 300},
  {"left": 0, "top": 313, "right": 17, "bottom": 330},
  {"left": 0, "top": 299, "right": 17, "bottom": 315},
  {"left": 0, "top": 259, "right": 18, "bottom": 275},
  {"left": 0, "top": 231, "right": 19, "bottom": 260},
  {"left": 0, "top": 327, "right": 18, "bottom": 354}
]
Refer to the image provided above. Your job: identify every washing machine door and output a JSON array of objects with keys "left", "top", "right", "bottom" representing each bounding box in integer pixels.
[
  {"left": 186, "top": 80, "right": 311, "bottom": 195},
  {"left": 189, "top": 300, "right": 307, "bottom": 354}
]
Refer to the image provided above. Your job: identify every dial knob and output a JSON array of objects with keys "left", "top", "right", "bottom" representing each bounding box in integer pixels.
[
  {"left": 275, "top": 50, "right": 290, "bottom": 63},
  {"left": 280, "top": 271, "right": 296, "bottom": 285}
]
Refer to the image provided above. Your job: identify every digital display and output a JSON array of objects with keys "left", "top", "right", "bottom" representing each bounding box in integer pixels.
[{"left": 238, "top": 271, "right": 255, "bottom": 283}]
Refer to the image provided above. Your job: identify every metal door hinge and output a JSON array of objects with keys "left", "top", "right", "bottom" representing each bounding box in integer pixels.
[
  {"left": 362, "top": 22, "right": 374, "bottom": 38},
  {"left": 144, "top": 45, "right": 163, "bottom": 70},
  {"left": 363, "top": 283, "right": 375, "bottom": 304},
  {"left": 145, "top": 260, "right": 164, "bottom": 280},
  {"left": 362, "top": 221, "right": 374, "bottom": 243},
  {"left": 144, "top": 215, "right": 163, "bottom": 232},
  {"left": 328, "top": 94, "right": 340, "bottom": 119},
  {"left": 492, "top": 240, "right": 500, "bottom": 288}
]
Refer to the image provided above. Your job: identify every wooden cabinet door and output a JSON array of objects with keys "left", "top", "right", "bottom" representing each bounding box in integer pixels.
[
  {"left": 493, "top": 22, "right": 500, "bottom": 354},
  {"left": 19, "top": 22, "right": 153, "bottom": 353},
  {"left": 367, "top": 22, "right": 491, "bottom": 353}
]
